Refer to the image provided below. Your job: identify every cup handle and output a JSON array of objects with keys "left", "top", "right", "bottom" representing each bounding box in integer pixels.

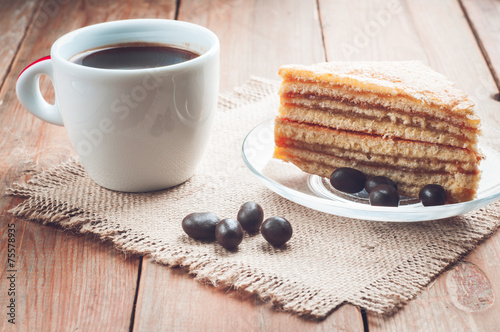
[{"left": 16, "top": 56, "right": 64, "bottom": 126}]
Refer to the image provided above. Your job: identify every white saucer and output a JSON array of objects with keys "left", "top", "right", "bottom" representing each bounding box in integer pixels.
[{"left": 242, "top": 118, "right": 500, "bottom": 222}]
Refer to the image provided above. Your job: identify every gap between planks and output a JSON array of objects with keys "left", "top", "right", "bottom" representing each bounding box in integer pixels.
[
  {"left": 129, "top": 256, "right": 144, "bottom": 332},
  {"left": 458, "top": 0, "right": 500, "bottom": 94},
  {"left": 129, "top": 3, "right": 181, "bottom": 330}
]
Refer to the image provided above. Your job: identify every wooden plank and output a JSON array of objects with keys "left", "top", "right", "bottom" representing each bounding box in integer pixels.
[
  {"left": 134, "top": 258, "right": 364, "bottom": 332},
  {"left": 0, "top": 0, "right": 178, "bottom": 330},
  {"left": 369, "top": 214, "right": 500, "bottom": 331},
  {"left": 461, "top": 0, "right": 500, "bottom": 92},
  {"left": 0, "top": 0, "right": 38, "bottom": 91},
  {"left": 368, "top": 254, "right": 499, "bottom": 332},
  {"left": 403, "top": 0, "right": 499, "bottom": 125},
  {"left": 178, "top": 0, "right": 325, "bottom": 91},
  {"left": 0, "top": 198, "right": 139, "bottom": 331},
  {"left": 132, "top": 0, "right": 365, "bottom": 330},
  {"left": 319, "top": 0, "right": 427, "bottom": 62},
  {"left": 318, "top": 0, "right": 500, "bottom": 330}
]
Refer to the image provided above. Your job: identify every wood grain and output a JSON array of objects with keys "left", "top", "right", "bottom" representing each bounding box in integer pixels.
[
  {"left": 0, "top": 0, "right": 38, "bottom": 90},
  {"left": 446, "top": 261, "right": 494, "bottom": 312},
  {"left": 319, "top": 0, "right": 427, "bottom": 62},
  {"left": 0, "top": 0, "right": 177, "bottom": 330},
  {"left": 133, "top": 258, "right": 365, "bottom": 332},
  {"left": 461, "top": 0, "right": 500, "bottom": 92},
  {"left": 178, "top": 0, "right": 325, "bottom": 91},
  {"left": 368, "top": 256, "right": 500, "bottom": 332},
  {"left": 0, "top": 198, "right": 139, "bottom": 331}
]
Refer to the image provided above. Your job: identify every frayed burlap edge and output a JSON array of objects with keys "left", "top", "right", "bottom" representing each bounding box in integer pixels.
[
  {"left": 348, "top": 205, "right": 500, "bottom": 314},
  {"left": 6, "top": 77, "right": 500, "bottom": 319},
  {"left": 6, "top": 158, "right": 341, "bottom": 319}
]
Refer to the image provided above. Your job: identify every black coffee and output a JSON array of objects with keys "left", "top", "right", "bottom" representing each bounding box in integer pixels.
[{"left": 70, "top": 43, "right": 200, "bottom": 69}]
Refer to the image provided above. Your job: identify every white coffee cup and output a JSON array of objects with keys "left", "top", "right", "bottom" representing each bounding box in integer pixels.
[{"left": 16, "top": 19, "right": 220, "bottom": 192}]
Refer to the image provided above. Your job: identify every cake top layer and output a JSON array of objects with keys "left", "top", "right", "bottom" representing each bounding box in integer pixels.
[{"left": 278, "top": 61, "right": 475, "bottom": 114}]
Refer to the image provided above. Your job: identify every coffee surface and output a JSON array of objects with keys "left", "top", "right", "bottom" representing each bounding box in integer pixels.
[{"left": 70, "top": 43, "right": 199, "bottom": 69}]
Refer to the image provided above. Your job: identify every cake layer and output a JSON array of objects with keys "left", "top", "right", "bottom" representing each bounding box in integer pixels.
[
  {"left": 274, "top": 146, "right": 477, "bottom": 203},
  {"left": 284, "top": 94, "right": 478, "bottom": 136},
  {"left": 278, "top": 81, "right": 480, "bottom": 129},
  {"left": 275, "top": 118, "right": 480, "bottom": 164},
  {"left": 274, "top": 118, "right": 481, "bottom": 203},
  {"left": 278, "top": 139, "right": 477, "bottom": 174},
  {"left": 279, "top": 104, "right": 476, "bottom": 150},
  {"left": 278, "top": 61, "right": 477, "bottom": 117}
]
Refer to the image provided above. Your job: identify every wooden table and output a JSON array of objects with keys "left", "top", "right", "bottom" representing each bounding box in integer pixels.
[{"left": 1, "top": 0, "right": 499, "bottom": 330}]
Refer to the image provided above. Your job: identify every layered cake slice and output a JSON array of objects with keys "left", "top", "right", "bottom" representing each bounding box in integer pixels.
[{"left": 274, "top": 61, "right": 482, "bottom": 203}]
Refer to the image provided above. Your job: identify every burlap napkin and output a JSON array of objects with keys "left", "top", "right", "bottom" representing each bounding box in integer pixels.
[{"left": 7, "top": 77, "right": 500, "bottom": 319}]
